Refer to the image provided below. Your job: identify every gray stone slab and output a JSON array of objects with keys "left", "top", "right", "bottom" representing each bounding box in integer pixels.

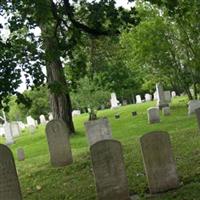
[
  {"left": 140, "top": 131, "right": 179, "bottom": 193},
  {"left": 147, "top": 107, "right": 160, "bottom": 124},
  {"left": 90, "top": 140, "right": 130, "bottom": 200},
  {"left": 17, "top": 148, "right": 25, "bottom": 161},
  {"left": 0, "top": 144, "right": 22, "bottom": 199},
  {"left": 84, "top": 118, "right": 112, "bottom": 146},
  {"left": 162, "top": 107, "right": 170, "bottom": 116},
  {"left": 46, "top": 119, "right": 73, "bottom": 167},
  {"left": 195, "top": 108, "right": 200, "bottom": 131},
  {"left": 10, "top": 122, "right": 20, "bottom": 137}
]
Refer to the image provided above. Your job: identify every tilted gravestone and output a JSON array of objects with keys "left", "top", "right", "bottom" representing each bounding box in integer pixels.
[
  {"left": 11, "top": 122, "right": 20, "bottom": 137},
  {"left": 140, "top": 131, "right": 179, "bottom": 193},
  {"left": 147, "top": 107, "right": 160, "bottom": 124},
  {"left": 0, "top": 144, "right": 22, "bottom": 199},
  {"left": 84, "top": 118, "right": 112, "bottom": 146},
  {"left": 156, "top": 83, "right": 168, "bottom": 109},
  {"left": 195, "top": 108, "right": 200, "bottom": 131},
  {"left": 17, "top": 148, "right": 25, "bottom": 161},
  {"left": 90, "top": 140, "right": 130, "bottom": 200},
  {"left": 46, "top": 119, "right": 73, "bottom": 167}
]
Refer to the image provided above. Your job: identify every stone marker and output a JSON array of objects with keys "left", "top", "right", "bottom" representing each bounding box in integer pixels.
[
  {"left": 132, "top": 111, "right": 137, "bottom": 116},
  {"left": 0, "top": 144, "right": 22, "bottom": 199},
  {"left": 84, "top": 118, "right": 112, "bottom": 146},
  {"left": 162, "top": 107, "right": 170, "bottom": 116},
  {"left": 136, "top": 95, "right": 142, "bottom": 104},
  {"left": 4, "top": 122, "right": 14, "bottom": 145},
  {"left": 11, "top": 122, "right": 20, "bottom": 137},
  {"left": 147, "top": 107, "right": 160, "bottom": 124},
  {"left": 27, "top": 116, "right": 36, "bottom": 127},
  {"left": 72, "top": 110, "right": 81, "bottom": 117},
  {"left": 29, "top": 125, "right": 35, "bottom": 135},
  {"left": 46, "top": 119, "right": 73, "bottom": 167},
  {"left": 188, "top": 100, "right": 200, "bottom": 115},
  {"left": 39, "top": 114, "right": 47, "bottom": 125},
  {"left": 153, "top": 91, "right": 158, "bottom": 100},
  {"left": 110, "top": 92, "right": 120, "bottom": 109},
  {"left": 140, "top": 131, "right": 179, "bottom": 193},
  {"left": 164, "top": 91, "right": 171, "bottom": 103},
  {"left": 171, "top": 91, "right": 176, "bottom": 97},
  {"left": 90, "top": 139, "right": 130, "bottom": 200},
  {"left": 195, "top": 108, "right": 200, "bottom": 131},
  {"left": 122, "top": 100, "right": 128, "bottom": 105},
  {"left": 17, "top": 148, "right": 25, "bottom": 161},
  {"left": 145, "top": 94, "right": 152, "bottom": 102},
  {"left": 156, "top": 83, "right": 168, "bottom": 109},
  {"left": 48, "top": 113, "right": 53, "bottom": 121}
]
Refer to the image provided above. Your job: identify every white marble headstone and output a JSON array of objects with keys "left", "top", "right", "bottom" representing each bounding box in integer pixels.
[{"left": 110, "top": 93, "right": 120, "bottom": 109}]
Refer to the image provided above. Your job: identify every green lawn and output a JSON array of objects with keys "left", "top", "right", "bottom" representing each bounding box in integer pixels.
[{"left": 4, "top": 96, "right": 200, "bottom": 200}]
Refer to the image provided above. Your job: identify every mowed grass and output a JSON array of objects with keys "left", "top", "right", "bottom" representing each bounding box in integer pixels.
[{"left": 3, "top": 96, "right": 200, "bottom": 200}]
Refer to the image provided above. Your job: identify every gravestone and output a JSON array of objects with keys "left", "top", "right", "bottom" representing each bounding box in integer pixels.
[
  {"left": 10, "top": 122, "right": 20, "bottom": 137},
  {"left": 164, "top": 91, "right": 171, "bottom": 103},
  {"left": 171, "top": 91, "right": 176, "bottom": 98},
  {"left": 145, "top": 94, "right": 152, "bottom": 102},
  {"left": 4, "top": 122, "right": 14, "bottom": 145},
  {"left": 39, "top": 114, "right": 46, "bottom": 125},
  {"left": 90, "top": 140, "right": 130, "bottom": 200},
  {"left": 17, "top": 148, "right": 25, "bottom": 161},
  {"left": 110, "top": 92, "right": 120, "bottom": 109},
  {"left": 84, "top": 118, "right": 112, "bottom": 146},
  {"left": 162, "top": 107, "right": 170, "bottom": 116},
  {"left": 195, "top": 108, "right": 200, "bottom": 131},
  {"left": 0, "top": 144, "right": 22, "bottom": 199},
  {"left": 72, "top": 110, "right": 81, "bottom": 117},
  {"left": 48, "top": 113, "right": 53, "bottom": 121},
  {"left": 46, "top": 119, "right": 73, "bottom": 167},
  {"left": 156, "top": 83, "right": 168, "bottom": 109},
  {"left": 188, "top": 100, "right": 200, "bottom": 115},
  {"left": 122, "top": 100, "right": 127, "bottom": 105},
  {"left": 29, "top": 125, "right": 35, "bottom": 135},
  {"left": 18, "top": 121, "right": 25, "bottom": 130},
  {"left": 136, "top": 95, "right": 142, "bottom": 104},
  {"left": 153, "top": 91, "right": 158, "bottom": 100},
  {"left": 147, "top": 107, "right": 160, "bottom": 124},
  {"left": 27, "top": 116, "right": 36, "bottom": 127},
  {"left": 140, "top": 132, "right": 179, "bottom": 193}
]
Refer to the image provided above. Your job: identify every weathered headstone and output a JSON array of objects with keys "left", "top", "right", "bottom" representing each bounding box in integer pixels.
[
  {"left": 171, "top": 91, "right": 176, "bottom": 98},
  {"left": 122, "top": 100, "right": 128, "bottom": 105},
  {"left": 195, "top": 108, "right": 200, "bottom": 131},
  {"left": 162, "top": 107, "right": 170, "bottom": 116},
  {"left": 156, "top": 83, "right": 168, "bottom": 109},
  {"left": 48, "top": 113, "right": 53, "bottom": 121},
  {"left": 0, "top": 144, "right": 22, "bottom": 199},
  {"left": 90, "top": 140, "right": 130, "bottom": 200},
  {"left": 10, "top": 122, "right": 20, "bottom": 137},
  {"left": 164, "top": 91, "right": 171, "bottom": 103},
  {"left": 17, "top": 121, "right": 26, "bottom": 130},
  {"left": 140, "top": 132, "right": 179, "bottom": 193},
  {"left": 110, "top": 92, "right": 120, "bottom": 109},
  {"left": 153, "top": 91, "right": 158, "bottom": 100},
  {"left": 147, "top": 107, "right": 160, "bottom": 124},
  {"left": 27, "top": 116, "right": 36, "bottom": 127},
  {"left": 84, "top": 118, "right": 112, "bottom": 146},
  {"left": 188, "top": 100, "right": 200, "bottom": 115},
  {"left": 46, "top": 119, "right": 73, "bottom": 167},
  {"left": 4, "top": 122, "right": 14, "bottom": 145},
  {"left": 17, "top": 148, "right": 25, "bottom": 161},
  {"left": 136, "top": 95, "right": 142, "bottom": 104},
  {"left": 145, "top": 94, "right": 152, "bottom": 102},
  {"left": 39, "top": 114, "right": 47, "bottom": 125},
  {"left": 72, "top": 110, "right": 81, "bottom": 117},
  {"left": 29, "top": 125, "right": 35, "bottom": 135}
]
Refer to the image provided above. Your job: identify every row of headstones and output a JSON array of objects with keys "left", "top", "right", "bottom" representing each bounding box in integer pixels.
[{"left": 0, "top": 118, "right": 180, "bottom": 199}]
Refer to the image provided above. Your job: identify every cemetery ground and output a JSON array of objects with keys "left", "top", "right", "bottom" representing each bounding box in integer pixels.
[{"left": 1, "top": 96, "right": 200, "bottom": 200}]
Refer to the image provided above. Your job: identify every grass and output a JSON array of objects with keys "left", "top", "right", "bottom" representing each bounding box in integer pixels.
[{"left": 2, "top": 96, "right": 200, "bottom": 199}]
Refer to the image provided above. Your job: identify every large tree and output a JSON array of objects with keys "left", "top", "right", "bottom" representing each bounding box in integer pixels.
[{"left": 0, "top": 0, "right": 137, "bottom": 133}]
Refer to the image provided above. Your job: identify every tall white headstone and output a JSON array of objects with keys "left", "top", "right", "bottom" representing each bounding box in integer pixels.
[
  {"left": 48, "top": 113, "right": 53, "bottom": 121},
  {"left": 4, "top": 122, "right": 14, "bottom": 145},
  {"left": 171, "top": 91, "right": 176, "bottom": 98},
  {"left": 39, "top": 115, "right": 46, "bottom": 125},
  {"left": 145, "top": 94, "right": 152, "bottom": 102},
  {"left": 110, "top": 93, "right": 120, "bottom": 109},
  {"left": 10, "top": 122, "right": 20, "bottom": 137},
  {"left": 153, "top": 91, "right": 158, "bottom": 100},
  {"left": 27, "top": 116, "right": 36, "bottom": 127},
  {"left": 136, "top": 95, "right": 142, "bottom": 104},
  {"left": 156, "top": 83, "right": 168, "bottom": 109}
]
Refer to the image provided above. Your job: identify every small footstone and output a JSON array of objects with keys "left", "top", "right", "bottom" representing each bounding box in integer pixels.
[
  {"left": 90, "top": 139, "right": 130, "bottom": 200},
  {"left": 162, "top": 107, "right": 170, "bottom": 116},
  {"left": 46, "top": 119, "right": 73, "bottom": 167},
  {"left": 140, "top": 131, "right": 179, "bottom": 194},
  {"left": 17, "top": 148, "right": 25, "bottom": 161},
  {"left": 0, "top": 144, "right": 22, "bottom": 199}
]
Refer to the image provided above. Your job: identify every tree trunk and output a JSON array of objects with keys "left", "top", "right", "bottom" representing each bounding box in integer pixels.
[{"left": 46, "top": 59, "right": 75, "bottom": 134}]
